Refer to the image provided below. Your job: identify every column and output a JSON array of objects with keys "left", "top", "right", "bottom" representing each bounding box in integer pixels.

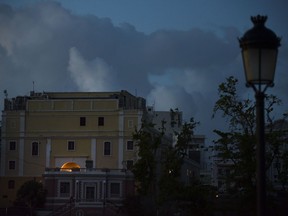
[
  {"left": 46, "top": 139, "right": 51, "bottom": 168},
  {"left": 91, "top": 138, "right": 96, "bottom": 168}
]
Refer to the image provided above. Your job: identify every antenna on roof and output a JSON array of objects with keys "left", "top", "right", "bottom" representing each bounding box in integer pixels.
[
  {"left": 33, "top": 81, "right": 35, "bottom": 92},
  {"left": 4, "top": 90, "right": 8, "bottom": 99}
]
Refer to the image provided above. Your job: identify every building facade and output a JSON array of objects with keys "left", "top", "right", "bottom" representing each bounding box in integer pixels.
[
  {"left": 146, "top": 107, "right": 202, "bottom": 185},
  {"left": 0, "top": 90, "right": 145, "bottom": 211}
]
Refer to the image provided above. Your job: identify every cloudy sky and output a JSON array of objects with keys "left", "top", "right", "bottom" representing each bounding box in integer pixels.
[{"left": 0, "top": 0, "right": 287, "bottom": 142}]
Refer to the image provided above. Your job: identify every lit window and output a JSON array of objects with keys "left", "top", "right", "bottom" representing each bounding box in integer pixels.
[
  {"left": 9, "top": 161, "right": 15, "bottom": 170},
  {"left": 104, "top": 142, "right": 111, "bottom": 156},
  {"left": 80, "top": 117, "right": 86, "bottom": 126},
  {"left": 32, "top": 142, "right": 39, "bottom": 156},
  {"left": 126, "top": 141, "right": 134, "bottom": 151},
  {"left": 9, "top": 141, "right": 16, "bottom": 151},
  {"left": 110, "top": 182, "right": 120, "bottom": 197},
  {"left": 98, "top": 117, "right": 104, "bottom": 126},
  {"left": 67, "top": 141, "right": 75, "bottom": 151}
]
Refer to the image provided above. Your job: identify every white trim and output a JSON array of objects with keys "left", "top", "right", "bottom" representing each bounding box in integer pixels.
[
  {"left": 18, "top": 139, "right": 24, "bottom": 176},
  {"left": 118, "top": 139, "right": 124, "bottom": 169},
  {"left": 137, "top": 111, "right": 142, "bottom": 130},
  {"left": 46, "top": 139, "right": 51, "bottom": 168},
  {"left": 91, "top": 138, "right": 96, "bottom": 168}
]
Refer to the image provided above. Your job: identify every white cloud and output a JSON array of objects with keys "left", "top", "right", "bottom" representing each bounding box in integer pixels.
[{"left": 68, "top": 47, "right": 115, "bottom": 92}]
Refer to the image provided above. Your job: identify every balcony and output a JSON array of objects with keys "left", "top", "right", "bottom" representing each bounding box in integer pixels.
[{"left": 44, "top": 167, "right": 132, "bottom": 176}]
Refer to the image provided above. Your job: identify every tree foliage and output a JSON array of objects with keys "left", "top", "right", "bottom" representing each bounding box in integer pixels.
[
  {"left": 132, "top": 111, "right": 199, "bottom": 204},
  {"left": 158, "top": 118, "right": 199, "bottom": 204},
  {"left": 213, "top": 76, "right": 288, "bottom": 197},
  {"left": 15, "top": 180, "right": 47, "bottom": 210},
  {"left": 132, "top": 120, "right": 163, "bottom": 195}
]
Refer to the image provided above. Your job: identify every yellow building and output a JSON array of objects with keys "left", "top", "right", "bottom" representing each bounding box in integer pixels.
[{"left": 0, "top": 90, "right": 145, "bottom": 212}]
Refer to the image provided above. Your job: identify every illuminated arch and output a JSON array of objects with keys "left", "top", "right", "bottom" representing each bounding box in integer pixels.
[{"left": 61, "top": 162, "right": 80, "bottom": 172}]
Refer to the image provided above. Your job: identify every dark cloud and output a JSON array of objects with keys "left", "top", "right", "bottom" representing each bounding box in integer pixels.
[{"left": 0, "top": 2, "right": 287, "bottom": 141}]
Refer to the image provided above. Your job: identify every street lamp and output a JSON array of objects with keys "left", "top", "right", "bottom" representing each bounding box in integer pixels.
[{"left": 239, "top": 15, "right": 281, "bottom": 216}]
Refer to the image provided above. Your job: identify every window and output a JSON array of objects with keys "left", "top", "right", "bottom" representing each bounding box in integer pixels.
[
  {"left": 68, "top": 141, "right": 75, "bottom": 151},
  {"left": 60, "top": 182, "right": 70, "bottom": 197},
  {"left": 98, "top": 117, "right": 104, "bottom": 126},
  {"left": 32, "top": 142, "right": 39, "bottom": 156},
  {"left": 128, "top": 120, "right": 133, "bottom": 128},
  {"left": 104, "top": 141, "right": 111, "bottom": 156},
  {"left": 110, "top": 182, "right": 120, "bottom": 197},
  {"left": 85, "top": 186, "right": 96, "bottom": 201},
  {"left": 80, "top": 117, "right": 86, "bottom": 126},
  {"left": 9, "top": 161, "right": 15, "bottom": 170},
  {"left": 126, "top": 140, "right": 134, "bottom": 151},
  {"left": 9, "top": 141, "right": 16, "bottom": 151},
  {"left": 126, "top": 160, "right": 134, "bottom": 170},
  {"left": 8, "top": 180, "right": 15, "bottom": 189}
]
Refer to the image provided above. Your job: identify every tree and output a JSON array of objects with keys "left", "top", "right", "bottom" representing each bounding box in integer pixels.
[
  {"left": 15, "top": 180, "right": 47, "bottom": 215},
  {"left": 132, "top": 110, "right": 204, "bottom": 216},
  {"left": 132, "top": 119, "right": 164, "bottom": 196},
  {"left": 212, "top": 76, "right": 288, "bottom": 203}
]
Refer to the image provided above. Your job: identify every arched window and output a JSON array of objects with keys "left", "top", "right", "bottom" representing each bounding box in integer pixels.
[{"left": 61, "top": 162, "right": 80, "bottom": 172}]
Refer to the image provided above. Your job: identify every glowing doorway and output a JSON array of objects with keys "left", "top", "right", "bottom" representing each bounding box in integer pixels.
[{"left": 61, "top": 162, "right": 80, "bottom": 172}]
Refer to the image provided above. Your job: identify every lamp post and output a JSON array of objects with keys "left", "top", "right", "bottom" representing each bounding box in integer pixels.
[{"left": 239, "top": 15, "right": 281, "bottom": 216}]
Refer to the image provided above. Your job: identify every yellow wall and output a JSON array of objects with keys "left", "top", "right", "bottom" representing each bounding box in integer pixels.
[
  {"left": 96, "top": 138, "right": 119, "bottom": 168},
  {"left": 23, "top": 138, "right": 46, "bottom": 176},
  {"left": 51, "top": 138, "right": 91, "bottom": 156},
  {"left": 1, "top": 92, "right": 143, "bottom": 207},
  {"left": 0, "top": 177, "right": 42, "bottom": 208}
]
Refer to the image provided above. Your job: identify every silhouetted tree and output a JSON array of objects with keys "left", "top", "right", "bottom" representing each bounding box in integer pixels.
[
  {"left": 15, "top": 180, "right": 47, "bottom": 216},
  {"left": 212, "top": 76, "right": 288, "bottom": 212},
  {"left": 132, "top": 110, "right": 207, "bottom": 215},
  {"left": 132, "top": 119, "right": 163, "bottom": 196}
]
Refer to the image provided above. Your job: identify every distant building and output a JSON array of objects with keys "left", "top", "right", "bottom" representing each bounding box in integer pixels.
[
  {"left": 266, "top": 119, "right": 288, "bottom": 191},
  {"left": 146, "top": 107, "right": 182, "bottom": 142},
  {"left": 189, "top": 135, "right": 214, "bottom": 185},
  {"left": 212, "top": 119, "right": 288, "bottom": 194},
  {"left": 146, "top": 107, "right": 209, "bottom": 185},
  {"left": 0, "top": 90, "right": 145, "bottom": 211},
  {"left": 212, "top": 159, "right": 234, "bottom": 193}
]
